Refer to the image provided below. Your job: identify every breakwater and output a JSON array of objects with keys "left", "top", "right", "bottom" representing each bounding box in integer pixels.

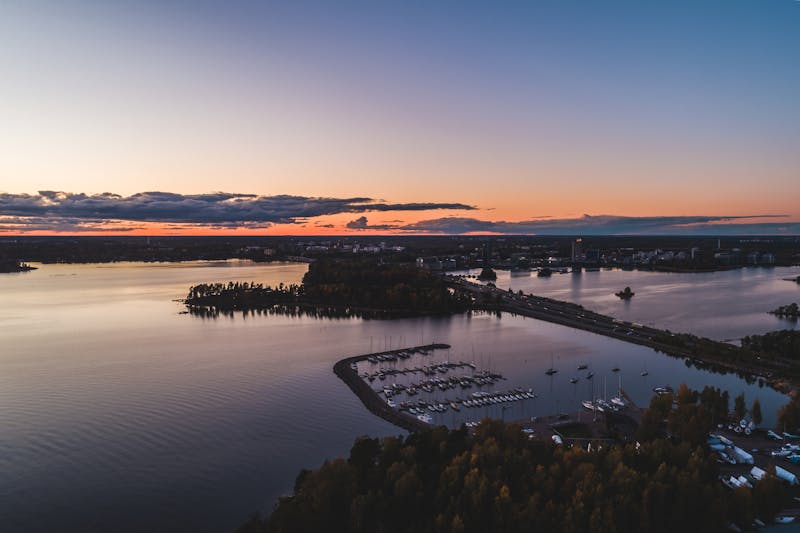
[{"left": 333, "top": 343, "right": 450, "bottom": 432}]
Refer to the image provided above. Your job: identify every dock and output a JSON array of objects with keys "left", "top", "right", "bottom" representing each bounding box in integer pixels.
[{"left": 333, "top": 343, "right": 451, "bottom": 432}]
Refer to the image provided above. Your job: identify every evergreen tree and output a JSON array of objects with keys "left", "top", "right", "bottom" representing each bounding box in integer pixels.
[
  {"left": 752, "top": 399, "right": 762, "bottom": 427},
  {"left": 734, "top": 393, "right": 747, "bottom": 421}
]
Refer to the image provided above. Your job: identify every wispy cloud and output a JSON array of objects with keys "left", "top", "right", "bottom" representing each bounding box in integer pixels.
[
  {"left": 0, "top": 191, "right": 474, "bottom": 232},
  {"left": 400, "top": 214, "right": 798, "bottom": 235}
]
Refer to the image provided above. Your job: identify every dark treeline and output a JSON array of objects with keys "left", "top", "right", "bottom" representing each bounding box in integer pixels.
[
  {"left": 241, "top": 403, "right": 790, "bottom": 533},
  {"left": 3, "top": 235, "right": 798, "bottom": 267},
  {"left": 185, "top": 258, "right": 472, "bottom": 317},
  {"left": 769, "top": 303, "right": 799, "bottom": 319},
  {"left": 636, "top": 384, "right": 732, "bottom": 445},
  {"left": 301, "top": 258, "right": 471, "bottom": 313},
  {"left": 0, "top": 259, "right": 36, "bottom": 273},
  {"left": 743, "top": 330, "right": 800, "bottom": 361},
  {"left": 646, "top": 327, "right": 800, "bottom": 383}
]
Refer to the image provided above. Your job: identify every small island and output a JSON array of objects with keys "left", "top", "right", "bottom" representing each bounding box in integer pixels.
[
  {"left": 785, "top": 275, "right": 800, "bottom": 285},
  {"left": 0, "top": 259, "right": 37, "bottom": 273},
  {"left": 770, "top": 303, "right": 799, "bottom": 319},
  {"left": 477, "top": 266, "right": 497, "bottom": 281},
  {"left": 615, "top": 286, "right": 635, "bottom": 299}
]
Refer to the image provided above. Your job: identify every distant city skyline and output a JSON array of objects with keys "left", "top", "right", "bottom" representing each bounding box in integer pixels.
[{"left": 1, "top": 1, "right": 798, "bottom": 235}]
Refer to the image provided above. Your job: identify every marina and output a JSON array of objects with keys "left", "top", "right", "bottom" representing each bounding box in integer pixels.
[
  {"left": 336, "top": 343, "right": 545, "bottom": 429},
  {"left": 338, "top": 342, "right": 648, "bottom": 434}
]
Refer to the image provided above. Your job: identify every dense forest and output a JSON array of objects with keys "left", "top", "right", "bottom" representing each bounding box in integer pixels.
[
  {"left": 240, "top": 424, "right": 785, "bottom": 533},
  {"left": 742, "top": 330, "right": 800, "bottom": 361},
  {"left": 185, "top": 258, "right": 472, "bottom": 317},
  {"left": 238, "top": 386, "right": 793, "bottom": 533},
  {"left": 648, "top": 327, "right": 800, "bottom": 383}
]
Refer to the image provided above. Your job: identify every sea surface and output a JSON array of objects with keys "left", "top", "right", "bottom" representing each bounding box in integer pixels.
[{"left": 1, "top": 261, "right": 798, "bottom": 532}]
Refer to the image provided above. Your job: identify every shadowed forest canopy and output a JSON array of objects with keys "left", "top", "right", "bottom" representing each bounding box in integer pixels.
[
  {"left": 185, "top": 258, "right": 472, "bottom": 316},
  {"left": 240, "top": 417, "right": 789, "bottom": 533},
  {"left": 742, "top": 330, "right": 800, "bottom": 361}
]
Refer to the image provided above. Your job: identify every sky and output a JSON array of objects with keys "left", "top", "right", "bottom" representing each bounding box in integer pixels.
[{"left": 0, "top": 1, "right": 798, "bottom": 235}]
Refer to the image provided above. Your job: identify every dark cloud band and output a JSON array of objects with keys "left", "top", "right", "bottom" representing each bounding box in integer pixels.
[{"left": 0, "top": 191, "right": 474, "bottom": 230}]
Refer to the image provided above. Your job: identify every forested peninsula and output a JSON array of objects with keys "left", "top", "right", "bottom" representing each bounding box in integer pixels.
[{"left": 184, "top": 258, "right": 472, "bottom": 318}]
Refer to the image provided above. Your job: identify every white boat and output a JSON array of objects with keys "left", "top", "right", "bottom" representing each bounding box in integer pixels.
[
  {"left": 767, "top": 430, "right": 784, "bottom": 441},
  {"left": 582, "top": 400, "right": 603, "bottom": 412}
]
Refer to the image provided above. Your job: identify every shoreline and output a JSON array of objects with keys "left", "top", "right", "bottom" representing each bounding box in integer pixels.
[{"left": 449, "top": 277, "right": 798, "bottom": 396}]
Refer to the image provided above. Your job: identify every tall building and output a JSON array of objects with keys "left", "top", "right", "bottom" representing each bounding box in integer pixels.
[{"left": 571, "top": 238, "right": 583, "bottom": 263}]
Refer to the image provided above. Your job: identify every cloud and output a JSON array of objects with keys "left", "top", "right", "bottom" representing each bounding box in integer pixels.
[
  {"left": 0, "top": 216, "right": 143, "bottom": 232},
  {"left": 345, "top": 216, "right": 399, "bottom": 231},
  {"left": 400, "top": 214, "right": 798, "bottom": 235},
  {"left": 0, "top": 191, "right": 474, "bottom": 231}
]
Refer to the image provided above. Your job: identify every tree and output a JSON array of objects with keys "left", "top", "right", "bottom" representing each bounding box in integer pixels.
[
  {"left": 752, "top": 399, "right": 762, "bottom": 427},
  {"left": 478, "top": 267, "right": 497, "bottom": 281},
  {"left": 778, "top": 396, "right": 800, "bottom": 432},
  {"left": 734, "top": 393, "right": 746, "bottom": 421},
  {"left": 256, "top": 405, "right": 778, "bottom": 533}
]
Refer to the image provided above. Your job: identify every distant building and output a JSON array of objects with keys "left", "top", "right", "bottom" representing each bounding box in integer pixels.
[
  {"left": 416, "top": 256, "right": 443, "bottom": 270},
  {"left": 571, "top": 238, "right": 583, "bottom": 263}
]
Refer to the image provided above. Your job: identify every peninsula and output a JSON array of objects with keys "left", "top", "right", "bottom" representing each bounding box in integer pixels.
[{"left": 184, "top": 258, "right": 471, "bottom": 318}]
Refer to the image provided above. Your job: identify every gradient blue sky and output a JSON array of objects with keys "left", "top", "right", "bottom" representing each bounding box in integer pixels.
[{"left": 1, "top": 1, "right": 798, "bottom": 234}]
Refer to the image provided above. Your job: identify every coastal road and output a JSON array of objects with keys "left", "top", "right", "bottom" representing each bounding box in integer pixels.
[{"left": 446, "top": 276, "right": 774, "bottom": 381}]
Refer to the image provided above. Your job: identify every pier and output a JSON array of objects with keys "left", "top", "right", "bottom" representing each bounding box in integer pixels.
[{"left": 333, "top": 343, "right": 451, "bottom": 432}]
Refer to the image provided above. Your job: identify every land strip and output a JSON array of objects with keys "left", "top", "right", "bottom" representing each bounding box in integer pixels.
[{"left": 448, "top": 276, "right": 797, "bottom": 391}]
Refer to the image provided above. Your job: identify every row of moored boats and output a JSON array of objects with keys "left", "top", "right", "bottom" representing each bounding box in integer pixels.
[{"left": 394, "top": 388, "right": 538, "bottom": 422}]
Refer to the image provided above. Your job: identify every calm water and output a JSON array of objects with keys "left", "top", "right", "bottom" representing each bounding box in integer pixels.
[
  {"left": 468, "top": 266, "right": 800, "bottom": 341},
  {"left": 0, "top": 262, "right": 796, "bottom": 532}
]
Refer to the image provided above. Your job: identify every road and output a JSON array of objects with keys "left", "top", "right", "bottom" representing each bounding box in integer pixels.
[{"left": 447, "top": 275, "right": 776, "bottom": 381}]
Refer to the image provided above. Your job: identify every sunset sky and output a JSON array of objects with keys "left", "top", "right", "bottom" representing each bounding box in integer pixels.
[{"left": 1, "top": 1, "right": 798, "bottom": 235}]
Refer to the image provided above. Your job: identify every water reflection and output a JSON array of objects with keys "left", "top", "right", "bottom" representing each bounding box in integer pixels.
[{"left": 0, "top": 261, "right": 794, "bottom": 533}]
